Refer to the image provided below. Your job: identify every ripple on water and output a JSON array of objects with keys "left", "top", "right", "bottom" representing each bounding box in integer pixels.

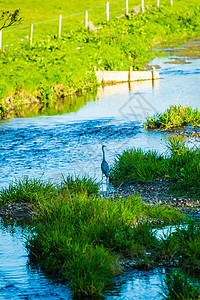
[{"left": 0, "top": 220, "right": 72, "bottom": 300}]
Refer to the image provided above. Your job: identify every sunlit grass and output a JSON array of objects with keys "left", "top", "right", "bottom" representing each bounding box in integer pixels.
[
  {"left": 0, "top": 175, "right": 99, "bottom": 206},
  {"left": 145, "top": 105, "right": 200, "bottom": 129},
  {"left": 26, "top": 191, "right": 184, "bottom": 296},
  {"left": 0, "top": 2, "right": 200, "bottom": 120},
  {"left": 110, "top": 138, "right": 200, "bottom": 197}
]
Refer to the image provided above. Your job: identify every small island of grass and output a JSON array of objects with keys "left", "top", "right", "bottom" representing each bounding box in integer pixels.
[{"left": 145, "top": 105, "right": 200, "bottom": 129}]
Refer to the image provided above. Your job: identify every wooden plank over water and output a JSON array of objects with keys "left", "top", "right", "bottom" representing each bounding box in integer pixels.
[{"left": 94, "top": 66, "right": 160, "bottom": 83}]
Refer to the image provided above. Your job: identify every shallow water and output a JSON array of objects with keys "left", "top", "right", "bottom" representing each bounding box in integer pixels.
[{"left": 0, "top": 55, "right": 200, "bottom": 299}]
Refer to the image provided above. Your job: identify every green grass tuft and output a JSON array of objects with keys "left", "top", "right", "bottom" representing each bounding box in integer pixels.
[
  {"left": 110, "top": 140, "right": 200, "bottom": 197},
  {"left": 145, "top": 105, "right": 200, "bottom": 129},
  {"left": 60, "top": 175, "right": 99, "bottom": 196},
  {"left": 0, "top": 175, "right": 99, "bottom": 207},
  {"left": 109, "top": 148, "right": 166, "bottom": 185},
  {"left": 0, "top": 176, "right": 56, "bottom": 206},
  {"left": 161, "top": 270, "right": 200, "bottom": 300}
]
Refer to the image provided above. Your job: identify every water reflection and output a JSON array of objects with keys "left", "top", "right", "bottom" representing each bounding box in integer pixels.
[
  {"left": 0, "top": 218, "right": 72, "bottom": 300},
  {"left": 4, "top": 91, "right": 97, "bottom": 119}
]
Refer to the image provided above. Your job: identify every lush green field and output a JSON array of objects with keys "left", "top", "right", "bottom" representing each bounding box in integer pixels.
[
  {"left": 1, "top": 0, "right": 155, "bottom": 25},
  {"left": 0, "top": 0, "right": 200, "bottom": 120},
  {"left": 1, "top": 0, "right": 143, "bottom": 45}
]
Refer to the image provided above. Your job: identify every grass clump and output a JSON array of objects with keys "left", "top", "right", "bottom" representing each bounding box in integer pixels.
[
  {"left": 158, "top": 220, "right": 200, "bottom": 270},
  {"left": 0, "top": 176, "right": 56, "bottom": 206},
  {"left": 26, "top": 191, "right": 184, "bottom": 297},
  {"left": 60, "top": 175, "right": 99, "bottom": 196},
  {"left": 173, "top": 221, "right": 200, "bottom": 270},
  {"left": 110, "top": 138, "right": 200, "bottom": 197},
  {"left": 161, "top": 270, "right": 200, "bottom": 300},
  {"left": 145, "top": 105, "right": 200, "bottom": 129},
  {"left": 109, "top": 148, "right": 166, "bottom": 184},
  {"left": 0, "top": 175, "right": 99, "bottom": 207}
]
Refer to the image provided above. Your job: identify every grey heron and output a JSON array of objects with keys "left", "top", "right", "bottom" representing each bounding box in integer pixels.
[{"left": 101, "top": 145, "right": 110, "bottom": 182}]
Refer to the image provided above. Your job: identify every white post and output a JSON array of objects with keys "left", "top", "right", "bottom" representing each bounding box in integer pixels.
[
  {"left": 106, "top": 2, "right": 109, "bottom": 22},
  {"left": 157, "top": 0, "right": 159, "bottom": 7},
  {"left": 0, "top": 31, "right": 2, "bottom": 50},
  {"left": 58, "top": 15, "right": 62, "bottom": 38},
  {"left": 126, "top": 0, "right": 128, "bottom": 15},
  {"left": 170, "top": 0, "right": 173, "bottom": 5},
  {"left": 141, "top": 0, "right": 144, "bottom": 12},
  {"left": 152, "top": 66, "right": 156, "bottom": 80},
  {"left": 85, "top": 11, "right": 88, "bottom": 28},
  {"left": 30, "top": 24, "right": 33, "bottom": 46}
]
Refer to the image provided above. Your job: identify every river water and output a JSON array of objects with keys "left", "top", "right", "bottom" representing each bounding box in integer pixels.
[{"left": 0, "top": 55, "right": 199, "bottom": 299}]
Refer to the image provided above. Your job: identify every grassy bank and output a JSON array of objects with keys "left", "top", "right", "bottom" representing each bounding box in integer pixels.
[
  {"left": 0, "top": 1, "right": 200, "bottom": 119},
  {"left": 110, "top": 138, "right": 200, "bottom": 197},
  {"left": 145, "top": 105, "right": 200, "bottom": 129}
]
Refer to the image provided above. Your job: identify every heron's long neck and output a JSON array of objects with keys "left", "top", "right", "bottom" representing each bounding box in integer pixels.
[{"left": 102, "top": 148, "right": 105, "bottom": 161}]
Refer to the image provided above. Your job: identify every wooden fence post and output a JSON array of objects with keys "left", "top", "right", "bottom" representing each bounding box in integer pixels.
[
  {"left": 0, "top": 31, "right": 2, "bottom": 50},
  {"left": 58, "top": 15, "right": 62, "bottom": 38},
  {"left": 126, "top": 0, "right": 128, "bottom": 15},
  {"left": 129, "top": 66, "right": 133, "bottom": 81},
  {"left": 30, "top": 24, "right": 33, "bottom": 46},
  {"left": 106, "top": 2, "right": 109, "bottom": 21},
  {"left": 85, "top": 11, "right": 88, "bottom": 28},
  {"left": 152, "top": 66, "right": 156, "bottom": 80},
  {"left": 157, "top": 0, "right": 159, "bottom": 7},
  {"left": 141, "top": 0, "right": 144, "bottom": 12}
]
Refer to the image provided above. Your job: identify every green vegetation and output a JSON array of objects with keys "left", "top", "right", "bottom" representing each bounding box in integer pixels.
[
  {"left": 0, "top": 175, "right": 99, "bottom": 207},
  {"left": 0, "top": 175, "right": 185, "bottom": 297},
  {"left": 2, "top": 91, "right": 97, "bottom": 119},
  {"left": 158, "top": 221, "right": 200, "bottom": 270},
  {"left": 0, "top": 1, "right": 200, "bottom": 119},
  {"left": 110, "top": 138, "right": 200, "bottom": 197},
  {"left": 145, "top": 105, "right": 200, "bottom": 129},
  {"left": 26, "top": 191, "right": 183, "bottom": 297},
  {"left": 161, "top": 270, "right": 200, "bottom": 299},
  {"left": 0, "top": 177, "right": 56, "bottom": 206}
]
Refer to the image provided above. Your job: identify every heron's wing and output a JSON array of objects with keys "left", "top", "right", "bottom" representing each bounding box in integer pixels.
[{"left": 101, "top": 160, "right": 109, "bottom": 177}]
